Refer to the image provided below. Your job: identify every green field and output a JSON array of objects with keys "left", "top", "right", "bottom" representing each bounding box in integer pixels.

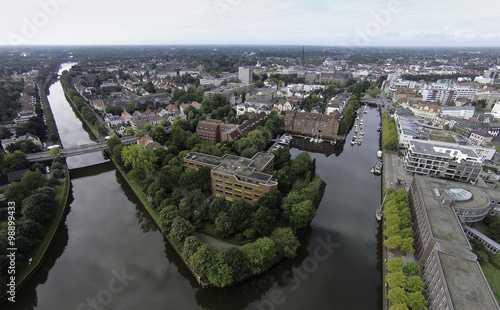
[{"left": 481, "top": 261, "right": 500, "bottom": 300}]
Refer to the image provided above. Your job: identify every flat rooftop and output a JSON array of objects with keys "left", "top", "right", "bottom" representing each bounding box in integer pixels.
[
  {"left": 416, "top": 176, "right": 473, "bottom": 246},
  {"left": 252, "top": 153, "right": 274, "bottom": 172},
  {"left": 215, "top": 154, "right": 274, "bottom": 183},
  {"left": 184, "top": 152, "right": 223, "bottom": 167},
  {"left": 410, "top": 140, "right": 480, "bottom": 159},
  {"left": 439, "top": 251, "right": 499, "bottom": 310}
]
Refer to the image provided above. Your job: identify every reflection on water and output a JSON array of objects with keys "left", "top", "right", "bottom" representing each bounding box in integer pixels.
[{"left": 10, "top": 61, "right": 382, "bottom": 310}]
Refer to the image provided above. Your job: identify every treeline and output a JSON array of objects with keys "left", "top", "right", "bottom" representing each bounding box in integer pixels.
[
  {"left": 381, "top": 112, "right": 398, "bottom": 151},
  {"left": 386, "top": 257, "right": 427, "bottom": 310},
  {"left": 338, "top": 95, "right": 361, "bottom": 135},
  {"left": 401, "top": 73, "right": 477, "bottom": 83},
  {"left": 0, "top": 160, "right": 67, "bottom": 288},
  {"left": 38, "top": 75, "right": 61, "bottom": 142},
  {"left": 382, "top": 188, "right": 427, "bottom": 309},
  {"left": 383, "top": 188, "right": 414, "bottom": 252},
  {"left": 60, "top": 71, "right": 108, "bottom": 137},
  {"left": 0, "top": 78, "right": 24, "bottom": 124}
]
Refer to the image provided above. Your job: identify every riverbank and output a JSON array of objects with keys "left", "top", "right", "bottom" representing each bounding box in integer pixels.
[
  {"left": 39, "top": 74, "right": 62, "bottom": 144},
  {"left": 58, "top": 78, "right": 104, "bottom": 142},
  {"left": 0, "top": 166, "right": 71, "bottom": 303},
  {"left": 109, "top": 153, "right": 213, "bottom": 288}
]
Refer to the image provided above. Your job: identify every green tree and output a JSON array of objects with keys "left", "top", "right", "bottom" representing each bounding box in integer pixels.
[
  {"left": 182, "top": 236, "right": 203, "bottom": 260},
  {"left": 229, "top": 199, "right": 253, "bottom": 232},
  {"left": 160, "top": 205, "right": 181, "bottom": 233},
  {"left": 389, "top": 304, "right": 409, "bottom": 310},
  {"left": 387, "top": 257, "right": 405, "bottom": 273},
  {"left": 106, "top": 135, "right": 122, "bottom": 155},
  {"left": 3, "top": 150, "right": 28, "bottom": 172},
  {"left": 386, "top": 271, "right": 407, "bottom": 288},
  {"left": 242, "top": 237, "right": 278, "bottom": 274},
  {"left": 134, "top": 129, "right": 145, "bottom": 138},
  {"left": 384, "top": 235, "right": 403, "bottom": 250},
  {"left": 125, "top": 127, "right": 134, "bottom": 135},
  {"left": 252, "top": 206, "right": 276, "bottom": 237},
  {"left": 405, "top": 291, "right": 427, "bottom": 310},
  {"left": 403, "top": 262, "right": 420, "bottom": 276},
  {"left": 121, "top": 144, "right": 157, "bottom": 180},
  {"left": 405, "top": 276, "right": 424, "bottom": 293},
  {"left": 20, "top": 170, "right": 46, "bottom": 192},
  {"left": 271, "top": 146, "right": 292, "bottom": 170},
  {"left": 291, "top": 152, "right": 312, "bottom": 178},
  {"left": 271, "top": 227, "right": 300, "bottom": 259},
  {"left": 179, "top": 198, "right": 194, "bottom": 219},
  {"left": 151, "top": 125, "right": 167, "bottom": 144},
  {"left": 215, "top": 211, "right": 234, "bottom": 238},
  {"left": 170, "top": 216, "right": 195, "bottom": 242},
  {"left": 144, "top": 122, "right": 153, "bottom": 131},
  {"left": 289, "top": 200, "right": 316, "bottom": 228},
  {"left": 4, "top": 182, "right": 28, "bottom": 206},
  {"left": 189, "top": 243, "right": 213, "bottom": 278},
  {"left": 387, "top": 287, "right": 407, "bottom": 305},
  {"left": 207, "top": 253, "right": 234, "bottom": 288}
]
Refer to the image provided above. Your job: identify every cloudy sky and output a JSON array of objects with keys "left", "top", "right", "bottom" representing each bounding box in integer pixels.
[{"left": 1, "top": 0, "right": 499, "bottom": 47}]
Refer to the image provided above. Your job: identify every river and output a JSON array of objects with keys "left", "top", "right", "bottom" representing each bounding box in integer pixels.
[{"left": 7, "top": 63, "right": 382, "bottom": 310}]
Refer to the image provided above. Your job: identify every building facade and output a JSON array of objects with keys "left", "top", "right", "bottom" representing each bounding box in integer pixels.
[
  {"left": 183, "top": 152, "right": 277, "bottom": 204},
  {"left": 407, "top": 175, "right": 500, "bottom": 310},
  {"left": 403, "top": 140, "right": 482, "bottom": 183},
  {"left": 284, "top": 110, "right": 340, "bottom": 139},
  {"left": 238, "top": 67, "right": 253, "bottom": 85},
  {"left": 196, "top": 112, "right": 267, "bottom": 143}
]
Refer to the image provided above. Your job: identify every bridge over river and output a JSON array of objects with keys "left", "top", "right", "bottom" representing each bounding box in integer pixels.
[{"left": 26, "top": 136, "right": 139, "bottom": 162}]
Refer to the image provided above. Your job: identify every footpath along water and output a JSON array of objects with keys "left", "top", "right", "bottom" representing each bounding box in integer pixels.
[{"left": 6, "top": 63, "right": 382, "bottom": 309}]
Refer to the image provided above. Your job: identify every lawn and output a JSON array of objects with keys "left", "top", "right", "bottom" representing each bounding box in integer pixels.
[{"left": 481, "top": 261, "right": 500, "bottom": 301}]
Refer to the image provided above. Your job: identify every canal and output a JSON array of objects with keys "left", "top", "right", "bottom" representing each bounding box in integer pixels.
[{"left": 8, "top": 63, "right": 382, "bottom": 310}]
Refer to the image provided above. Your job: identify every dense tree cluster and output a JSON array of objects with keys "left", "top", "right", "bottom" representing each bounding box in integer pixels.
[
  {"left": 383, "top": 188, "right": 414, "bottom": 253},
  {"left": 338, "top": 95, "right": 361, "bottom": 135},
  {"left": 0, "top": 162, "right": 67, "bottom": 289},
  {"left": 386, "top": 257, "right": 427, "bottom": 310},
  {"left": 37, "top": 74, "right": 61, "bottom": 142},
  {"left": 60, "top": 71, "right": 108, "bottom": 137},
  {"left": 0, "top": 78, "right": 24, "bottom": 124},
  {"left": 381, "top": 112, "right": 398, "bottom": 151}
]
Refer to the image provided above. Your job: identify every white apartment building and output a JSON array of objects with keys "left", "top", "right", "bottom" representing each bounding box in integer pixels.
[{"left": 238, "top": 67, "right": 253, "bottom": 85}]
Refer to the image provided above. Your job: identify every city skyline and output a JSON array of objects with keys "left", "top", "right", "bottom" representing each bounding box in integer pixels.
[{"left": 1, "top": 0, "right": 500, "bottom": 47}]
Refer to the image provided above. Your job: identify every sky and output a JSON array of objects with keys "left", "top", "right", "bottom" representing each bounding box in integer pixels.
[{"left": 1, "top": 0, "right": 500, "bottom": 47}]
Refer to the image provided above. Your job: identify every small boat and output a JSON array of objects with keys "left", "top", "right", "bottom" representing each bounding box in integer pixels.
[
  {"left": 377, "top": 150, "right": 382, "bottom": 158},
  {"left": 377, "top": 126, "right": 381, "bottom": 132},
  {"left": 370, "top": 165, "right": 375, "bottom": 173},
  {"left": 376, "top": 208, "right": 383, "bottom": 221},
  {"left": 373, "top": 161, "right": 383, "bottom": 175}
]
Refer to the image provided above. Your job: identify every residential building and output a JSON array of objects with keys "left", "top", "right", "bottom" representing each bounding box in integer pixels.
[
  {"left": 395, "top": 114, "right": 420, "bottom": 147},
  {"left": 196, "top": 112, "right": 267, "bottom": 143},
  {"left": 469, "top": 131, "right": 493, "bottom": 146},
  {"left": 104, "top": 113, "right": 124, "bottom": 127},
  {"left": 409, "top": 103, "right": 442, "bottom": 122},
  {"left": 239, "top": 67, "right": 253, "bottom": 85},
  {"left": 284, "top": 110, "right": 340, "bottom": 139},
  {"left": 407, "top": 175, "right": 500, "bottom": 310},
  {"left": 403, "top": 140, "right": 482, "bottom": 182},
  {"left": 441, "top": 105, "right": 475, "bottom": 119},
  {"left": 183, "top": 152, "right": 278, "bottom": 204}
]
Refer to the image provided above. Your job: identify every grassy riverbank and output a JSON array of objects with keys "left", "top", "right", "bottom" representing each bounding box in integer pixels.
[{"left": 1, "top": 166, "right": 71, "bottom": 302}]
